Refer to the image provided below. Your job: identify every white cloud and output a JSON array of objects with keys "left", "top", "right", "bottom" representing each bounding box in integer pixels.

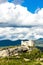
[
  {"left": 0, "top": 2, "right": 43, "bottom": 40},
  {"left": 0, "top": 0, "right": 7, "bottom": 3},
  {"left": 0, "top": 2, "right": 43, "bottom": 27},
  {"left": 0, "top": 27, "right": 29, "bottom": 40},
  {"left": 0, "top": 27, "right": 43, "bottom": 41}
]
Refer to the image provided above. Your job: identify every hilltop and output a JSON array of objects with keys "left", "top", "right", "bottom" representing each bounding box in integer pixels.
[{"left": 0, "top": 40, "right": 43, "bottom": 65}]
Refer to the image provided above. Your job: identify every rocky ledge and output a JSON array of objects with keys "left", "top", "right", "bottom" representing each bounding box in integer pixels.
[{"left": 0, "top": 45, "right": 34, "bottom": 58}]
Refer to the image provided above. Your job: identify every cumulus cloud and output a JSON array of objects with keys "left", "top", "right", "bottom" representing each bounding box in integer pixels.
[
  {"left": 0, "top": 0, "right": 7, "bottom": 3},
  {"left": 0, "top": 2, "right": 43, "bottom": 40},
  {"left": 0, "top": 27, "right": 43, "bottom": 41},
  {"left": 0, "top": 2, "right": 43, "bottom": 27}
]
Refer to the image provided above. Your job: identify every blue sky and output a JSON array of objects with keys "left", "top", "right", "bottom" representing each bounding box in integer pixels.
[
  {"left": 8, "top": 0, "right": 43, "bottom": 13},
  {"left": 22, "top": 0, "right": 43, "bottom": 13}
]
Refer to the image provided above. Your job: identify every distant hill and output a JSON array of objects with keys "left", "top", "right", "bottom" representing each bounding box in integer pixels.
[
  {"left": 0, "top": 40, "right": 21, "bottom": 47},
  {"left": 0, "top": 38, "right": 43, "bottom": 47},
  {"left": 38, "top": 38, "right": 43, "bottom": 40},
  {"left": 34, "top": 38, "right": 43, "bottom": 47},
  {"left": 35, "top": 38, "right": 43, "bottom": 44}
]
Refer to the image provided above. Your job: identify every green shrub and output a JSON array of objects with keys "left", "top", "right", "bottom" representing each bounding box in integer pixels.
[{"left": 35, "top": 63, "right": 41, "bottom": 65}]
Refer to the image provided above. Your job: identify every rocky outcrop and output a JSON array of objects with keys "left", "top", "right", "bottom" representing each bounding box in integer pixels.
[
  {"left": 0, "top": 46, "right": 28, "bottom": 57},
  {"left": 0, "top": 49, "right": 9, "bottom": 57},
  {"left": 21, "top": 40, "right": 35, "bottom": 47},
  {"left": 0, "top": 40, "right": 35, "bottom": 58}
]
